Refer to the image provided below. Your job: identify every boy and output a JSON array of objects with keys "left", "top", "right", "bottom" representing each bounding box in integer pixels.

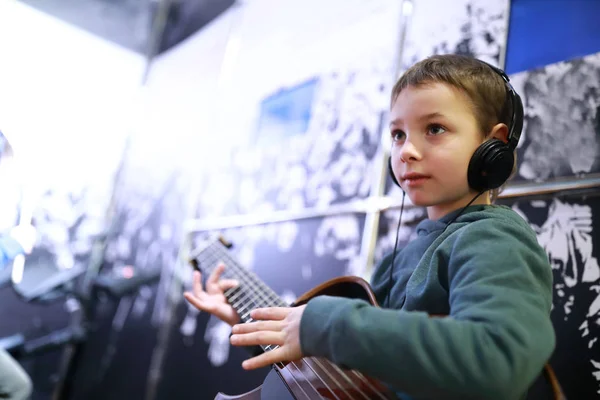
[{"left": 184, "top": 54, "right": 555, "bottom": 399}]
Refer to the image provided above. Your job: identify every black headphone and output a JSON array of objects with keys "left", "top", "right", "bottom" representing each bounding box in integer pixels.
[{"left": 388, "top": 60, "right": 524, "bottom": 192}]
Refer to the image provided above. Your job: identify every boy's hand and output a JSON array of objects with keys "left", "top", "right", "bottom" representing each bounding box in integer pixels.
[
  {"left": 230, "top": 305, "right": 306, "bottom": 370},
  {"left": 184, "top": 263, "right": 240, "bottom": 326}
]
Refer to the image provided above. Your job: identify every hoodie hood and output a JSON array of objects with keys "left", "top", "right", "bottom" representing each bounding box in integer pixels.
[{"left": 415, "top": 204, "right": 516, "bottom": 236}]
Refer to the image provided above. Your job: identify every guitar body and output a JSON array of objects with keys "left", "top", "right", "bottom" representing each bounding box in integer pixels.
[
  {"left": 214, "top": 276, "right": 397, "bottom": 400},
  {"left": 214, "top": 368, "right": 295, "bottom": 400}
]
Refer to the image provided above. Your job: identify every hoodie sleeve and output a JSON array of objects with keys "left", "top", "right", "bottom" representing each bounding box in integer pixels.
[{"left": 299, "top": 219, "right": 555, "bottom": 400}]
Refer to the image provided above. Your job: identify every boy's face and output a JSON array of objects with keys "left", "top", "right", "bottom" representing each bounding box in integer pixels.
[{"left": 389, "top": 82, "right": 486, "bottom": 219}]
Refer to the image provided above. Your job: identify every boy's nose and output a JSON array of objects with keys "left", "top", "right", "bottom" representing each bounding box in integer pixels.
[{"left": 399, "top": 140, "right": 422, "bottom": 162}]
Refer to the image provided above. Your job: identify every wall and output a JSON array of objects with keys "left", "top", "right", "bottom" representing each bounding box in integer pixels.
[
  {"left": 503, "top": 1, "right": 600, "bottom": 395},
  {"left": 0, "top": 0, "right": 143, "bottom": 274},
  {"left": 507, "top": 55, "right": 600, "bottom": 400}
]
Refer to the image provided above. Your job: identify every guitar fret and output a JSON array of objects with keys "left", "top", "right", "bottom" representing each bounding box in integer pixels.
[
  {"left": 241, "top": 315, "right": 253, "bottom": 323},
  {"left": 231, "top": 293, "right": 256, "bottom": 309},
  {"left": 228, "top": 289, "right": 246, "bottom": 303},
  {"left": 205, "top": 243, "right": 279, "bottom": 303},
  {"left": 236, "top": 303, "right": 251, "bottom": 313},
  {"left": 236, "top": 300, "right": 257, "bottom": 314}
]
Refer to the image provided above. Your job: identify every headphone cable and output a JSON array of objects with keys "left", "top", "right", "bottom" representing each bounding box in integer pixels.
[{"left": 383, "top": 190, "right": 485, "bottom": 308}]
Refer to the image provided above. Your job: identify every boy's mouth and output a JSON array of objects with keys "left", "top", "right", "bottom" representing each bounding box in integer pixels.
[
  {"left": 401, "top": 172, "right": 430, "bottom": 186},
  {"left": 401, "top": 172, "right": 430, "bottom": 180}
]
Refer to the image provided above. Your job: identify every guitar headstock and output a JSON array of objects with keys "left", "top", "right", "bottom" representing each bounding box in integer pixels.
[
  {"left": 217, "top": 236, "right": 233, "bottom": 249},
  {"left": 188, "top": 234, "right": 233, "bottom": 271}
]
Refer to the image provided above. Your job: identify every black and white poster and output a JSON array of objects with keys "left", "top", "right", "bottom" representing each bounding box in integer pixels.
[{"left": 510, "top": 52, "right": 600, "bottom": 183}]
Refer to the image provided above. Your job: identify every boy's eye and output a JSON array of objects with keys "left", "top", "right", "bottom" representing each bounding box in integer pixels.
[
  {"left": 391, "top": 130, "right": 405, "bottom": 142},
  {"left": 428, "top": 124, "right": 446, "bottom": 135}
]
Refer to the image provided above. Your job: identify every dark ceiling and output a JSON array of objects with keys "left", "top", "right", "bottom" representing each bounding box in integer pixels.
[{"left": 17, "top": 0, "right": 235, "bottom": 55}]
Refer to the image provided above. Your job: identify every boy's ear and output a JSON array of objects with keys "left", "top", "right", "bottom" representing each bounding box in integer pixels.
[{"left": 488, "top": 123, "right": 509, "bottom": 144}]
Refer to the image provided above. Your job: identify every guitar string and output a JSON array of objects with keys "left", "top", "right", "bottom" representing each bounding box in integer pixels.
[
  {"left": 286, "top": 360, "right": 332, "bottom": 399},
  {"left": 319, "top": 359, "right": 394, "bottom": 400},
  {"left": 306, "top": 357, "right": 371, "bottom": 399},
  {"left": 195, "top": 241, "right": 389, "bottom": 399},
  {"left": 278, "top": 361, "right": 314, "bottom": 400},
  {"left": 348, "top": 370, "right": 392, "bottom": 400}
]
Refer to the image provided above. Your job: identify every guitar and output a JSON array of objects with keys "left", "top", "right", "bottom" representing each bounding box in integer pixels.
[{"left": 189, "top": 237, "right": 398, "bottom": 400}]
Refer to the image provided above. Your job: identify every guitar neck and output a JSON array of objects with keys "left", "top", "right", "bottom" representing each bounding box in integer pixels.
[{"left": 191, "top": 239, "right": 287, "bottom": 325}]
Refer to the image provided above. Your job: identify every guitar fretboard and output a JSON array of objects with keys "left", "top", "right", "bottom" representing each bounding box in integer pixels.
[{"left": 192, "top": 239, "right": 288, "bottom": 351}]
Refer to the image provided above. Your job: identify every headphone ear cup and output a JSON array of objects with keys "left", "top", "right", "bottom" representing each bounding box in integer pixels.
[
  {"left": 388, "top": 156, "right": 401, "bottom": 187},
  {"left": 468, "top": 139, "right": 515, "bottom": 191}
]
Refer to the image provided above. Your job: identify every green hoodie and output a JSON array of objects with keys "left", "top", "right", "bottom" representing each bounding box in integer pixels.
[{"left": 299, "top": 204, "right": 555, "bottom": 400}]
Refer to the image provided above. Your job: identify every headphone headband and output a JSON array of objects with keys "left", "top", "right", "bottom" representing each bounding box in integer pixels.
[{"left": 478, "top": 60, "right": 524, "bottom": 151}]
